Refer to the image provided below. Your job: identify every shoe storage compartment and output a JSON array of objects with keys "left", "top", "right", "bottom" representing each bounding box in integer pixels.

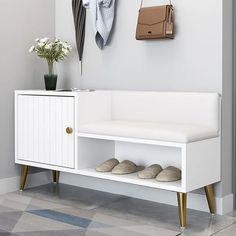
[
  {"left": 76, "top": 135, "right": 220, "bottom": 194},
  {"left": 76, "top": 136, "right": 184, "bottom": 192}
]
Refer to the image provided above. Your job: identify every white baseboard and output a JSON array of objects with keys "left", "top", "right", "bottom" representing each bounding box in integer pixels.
[
  {"left": 219, "top": 193, "right": 234, "bottom": 215},
  {"left": 60, "top": 172, "right": 234, "bottom": 215},
  {"left": 0, "top": 171, "right": 51, "bottom": 195}
]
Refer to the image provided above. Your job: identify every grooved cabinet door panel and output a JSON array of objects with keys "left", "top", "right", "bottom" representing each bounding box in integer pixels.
[{"left": 17, "top": 95, "right": 75, "bottom": 168}]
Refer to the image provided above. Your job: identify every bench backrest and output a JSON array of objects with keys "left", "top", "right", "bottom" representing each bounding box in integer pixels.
[{"left": 111, "top": 91, "right": 220, "bottom": 130}]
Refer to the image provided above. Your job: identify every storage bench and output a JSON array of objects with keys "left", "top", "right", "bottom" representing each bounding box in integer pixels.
[{"left": 15, "top": 90, "right": 221, "bottom": 228}]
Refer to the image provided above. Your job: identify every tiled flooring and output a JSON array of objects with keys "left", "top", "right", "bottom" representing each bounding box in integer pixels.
[{"left": 0, "top": 184, "right": 235, "bottom": 236}]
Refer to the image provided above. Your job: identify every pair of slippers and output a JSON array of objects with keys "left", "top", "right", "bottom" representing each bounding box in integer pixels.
[
  {"left": 138, "top": 164, "right": 181, "bottom": 182},
  {"left": 95, "top": 159, "right": 181, "bottom": 182},
  {"left": 96, "top": 159, "right": 144, "bottom": 175}
]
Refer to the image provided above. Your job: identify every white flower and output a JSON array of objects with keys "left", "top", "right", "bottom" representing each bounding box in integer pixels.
[
  {"left": 55, "top": 38, "right": 59, "bottom": 43},
  {"left": 40, "top": 37, "right": 49, "bottom": 43},
  {"left": 29, "top": 46, "right": 35, "bottom": 53},
  {"left": 59, "top": 41, "right": 65, "bottom": 47},
  {"left": 38, "top": 42, "right": 45, "bottom": 48},
  {"left": 61, "top": 41, "right": 69, "bottom": 48},
  {"left": 45, "top": 43, "right": 52, "bottom": 50},
  {"left": 62, "top": 48, "right": 69, "bottom": 55},
  {"left": 35, "top": 38, "right": 40, "bottom": 42}
]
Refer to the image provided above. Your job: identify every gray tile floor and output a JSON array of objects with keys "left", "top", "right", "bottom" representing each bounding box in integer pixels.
[{"left": 0, "top": 184, "right": 235, "bottom": 236}]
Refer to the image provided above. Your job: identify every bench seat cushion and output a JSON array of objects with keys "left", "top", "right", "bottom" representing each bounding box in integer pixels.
[{"left": 78, "top": 120, "right": 219, "bottom": 143}]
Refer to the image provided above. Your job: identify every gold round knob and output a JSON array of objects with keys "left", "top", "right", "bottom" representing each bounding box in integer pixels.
[{"left": 66, "top": 127, "right": 73, "bottom": 134}]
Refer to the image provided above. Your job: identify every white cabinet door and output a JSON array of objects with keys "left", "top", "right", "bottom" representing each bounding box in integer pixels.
[{"left": 16, "top": 95, "right": 75, "bottom": 168}]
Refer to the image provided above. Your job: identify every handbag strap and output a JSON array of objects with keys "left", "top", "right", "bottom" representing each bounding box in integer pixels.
[{"left": 140, "top": 0, "right": 172, "bottom": 9}]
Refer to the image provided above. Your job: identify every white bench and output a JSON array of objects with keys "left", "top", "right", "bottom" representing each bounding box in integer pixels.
[{"left": 15, "top": 90, "right": 221, "bottom": 228}]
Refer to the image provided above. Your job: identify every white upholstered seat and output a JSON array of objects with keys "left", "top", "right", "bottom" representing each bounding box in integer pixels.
[{"left": 78, "top": 120, "right": 219, "bottom": 143}]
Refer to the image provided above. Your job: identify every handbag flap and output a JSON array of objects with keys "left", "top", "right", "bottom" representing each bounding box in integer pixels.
[{"left": 138, "top": 5, "right": 168, "bottom": 25}]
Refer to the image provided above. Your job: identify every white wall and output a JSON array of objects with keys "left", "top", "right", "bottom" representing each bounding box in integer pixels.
[
  {"left": 0, "top": 0, "right": 55, "bottom": 179},
  {"left": 56, "top": 0, "right": 222, "bottom": 92},
  {"left": 55, "top": 0, "right": 232, "bottom": 211}
]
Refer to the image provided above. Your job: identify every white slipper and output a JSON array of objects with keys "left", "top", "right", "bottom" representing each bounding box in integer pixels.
[
  {"left": 95, "top": 158, "right": 119, "bottom": 172},
  {"left": 138, "top": 164, "right": 163, "bottom": 179},
  {"left": 156, "top": 166, "right": 181, "bottom": 182},
  {"left": 112, "top": 160, "right": 144, "bottom": 175}
]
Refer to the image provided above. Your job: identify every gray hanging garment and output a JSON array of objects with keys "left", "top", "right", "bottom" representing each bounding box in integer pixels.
[
  {"left": 72, "top": 0, "right": 86, "bottom": 74},
  {"left": 83, "top": 0, "right": 116, "bottom": 49}
]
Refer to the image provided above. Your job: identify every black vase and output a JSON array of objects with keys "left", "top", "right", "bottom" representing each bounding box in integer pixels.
[{"left": 44, "top": 74, "right": 57, "bottom": 90}]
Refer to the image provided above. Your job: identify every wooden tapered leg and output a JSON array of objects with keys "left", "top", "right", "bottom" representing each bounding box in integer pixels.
[
  {"left": 177, "top": 192, "right": 187, "bottom": 228},
  {"left": 19, "top": 165, "right": 29, "bottom": 191},
  {"left": 52, "top": 170, "right": 60, "bottom": 183},
  {"left": 204, "top": 185, "right": 216, "bottom": 214}
]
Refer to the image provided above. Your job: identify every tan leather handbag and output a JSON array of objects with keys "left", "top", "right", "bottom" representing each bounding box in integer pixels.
[{"left": 136, "top": 0, "right": 174, "bottom": 40}]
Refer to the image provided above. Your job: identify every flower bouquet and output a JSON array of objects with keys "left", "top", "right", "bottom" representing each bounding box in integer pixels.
[{"left": 29, "top": 37, "right": 72, "bottom": 90}]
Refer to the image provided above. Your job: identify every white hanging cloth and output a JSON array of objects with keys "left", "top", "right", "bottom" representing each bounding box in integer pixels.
[{"left": 83, "top": 0, "right": 116, "bottom": 49}]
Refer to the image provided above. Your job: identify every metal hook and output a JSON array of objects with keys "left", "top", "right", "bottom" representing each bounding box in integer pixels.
[{"left": 140, "top": 0, "right": 144, "bottom": 8}]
